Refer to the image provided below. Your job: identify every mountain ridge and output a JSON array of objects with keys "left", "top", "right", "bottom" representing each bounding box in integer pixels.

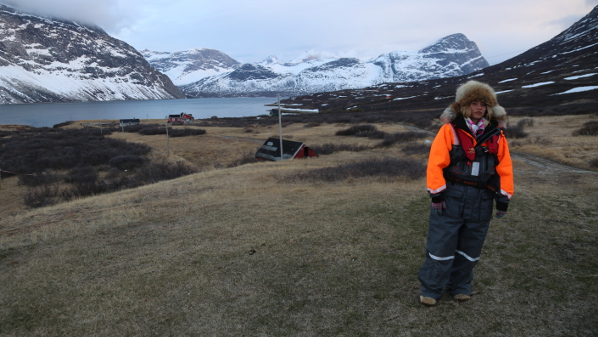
[{"left": 145, "top": 33, "right": 488, "bottom": 98}]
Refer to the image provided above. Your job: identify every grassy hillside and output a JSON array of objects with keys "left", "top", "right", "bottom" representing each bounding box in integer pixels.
[{"left": 1, "top": 116, "right": 597, "bottom": 336}]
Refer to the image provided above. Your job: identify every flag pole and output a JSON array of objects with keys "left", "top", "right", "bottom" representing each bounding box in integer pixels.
[{"left": 278, "top": 94, "right": 283, "bottom": 160}]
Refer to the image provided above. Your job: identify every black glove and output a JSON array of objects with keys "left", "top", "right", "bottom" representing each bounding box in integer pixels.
[{"left": 432, "top": 201, "right": 446, "bottom": 215}]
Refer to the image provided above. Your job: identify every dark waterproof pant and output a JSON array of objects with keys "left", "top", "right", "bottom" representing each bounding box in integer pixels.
[{"left": 418, "top": 183, "right": 494, "bottom": 299}]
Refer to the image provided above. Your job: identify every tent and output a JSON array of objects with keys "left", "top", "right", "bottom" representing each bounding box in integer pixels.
[{"left": 255, "top": 137, "right": 318, "bottom": 161}]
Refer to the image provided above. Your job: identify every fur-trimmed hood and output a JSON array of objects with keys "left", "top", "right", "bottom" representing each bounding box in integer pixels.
[{"left": 440, "top": 80, "right": 508, "bottom": 128}]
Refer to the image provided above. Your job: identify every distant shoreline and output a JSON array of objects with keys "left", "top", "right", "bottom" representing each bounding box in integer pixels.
[{"left": 0, "top": 97, "right": 275, "bottom": 128}]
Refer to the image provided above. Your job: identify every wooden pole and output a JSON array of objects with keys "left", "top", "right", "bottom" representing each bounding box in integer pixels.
[
  {"left": 165, "top": 122, "right": 170, "bottom": 157},
  {"left": 278, "top": 94, "right": 283, "bottom": 160}
]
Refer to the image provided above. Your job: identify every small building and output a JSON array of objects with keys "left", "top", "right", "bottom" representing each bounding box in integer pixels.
[
  {"left": 255, "top": 137, "right": 319, "bottom": 161},
  {"left": 168, "top": 113, "right": 194, "bottom": 124},
  {"left": 119, "top": 118, "right": 140, "bottom": 127}
]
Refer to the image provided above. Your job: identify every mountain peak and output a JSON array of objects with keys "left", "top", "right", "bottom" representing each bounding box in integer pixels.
[
  {"left": 415, "top": 33, "right": 489, "bottom": 73},
  {"left": 261, "top": 55, "right": 280, "bottom": 65},
  {"left": 286, "top": 51, "right": 338, "bottom": 65},
  {"left": 143, "top": 47, "right": 241, "bottom": 86},
  {"left": 419, "top": 33, "right": 480, "bottom": 54}
]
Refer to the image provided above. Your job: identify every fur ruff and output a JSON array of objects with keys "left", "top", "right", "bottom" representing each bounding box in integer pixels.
[{"left": 442, "top": 80, "right": 508, "bottom": 128}]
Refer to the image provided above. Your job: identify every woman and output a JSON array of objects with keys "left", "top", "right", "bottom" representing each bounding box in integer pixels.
[{"left": 418, "top": 80, "right": 514, "bottom": 306}]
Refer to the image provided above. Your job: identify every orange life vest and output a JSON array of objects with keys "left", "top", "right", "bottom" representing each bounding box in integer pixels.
[{"left": 427, "top": 122, "right": 514, "bottom": 200}]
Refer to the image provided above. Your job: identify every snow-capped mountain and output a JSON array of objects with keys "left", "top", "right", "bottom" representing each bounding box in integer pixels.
[
  {"left": 177, "top": 33, "right": 488, "bottom": 98},
  {"left": 371, "top": 34, "right": 488, "bottom": 82},
  {"left": 0, "top": 4, "right": 185, "bottom": 104},
  {"left": 141, "top": 48, "right": 240, "bottom": 86}
]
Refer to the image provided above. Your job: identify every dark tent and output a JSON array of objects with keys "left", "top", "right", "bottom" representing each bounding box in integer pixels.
[{"left": 255, "top": 137, "right": 318, "bottom": 161}]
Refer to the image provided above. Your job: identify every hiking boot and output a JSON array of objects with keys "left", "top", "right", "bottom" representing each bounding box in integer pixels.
[
  {"left": 420, "top": 295, "right": 437, "bottom": 306},
  {"left": 453, "top": 294, "right": 470, "bottom": 302}
]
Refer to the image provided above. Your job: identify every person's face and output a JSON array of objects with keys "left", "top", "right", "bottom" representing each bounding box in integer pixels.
[{"left": 470, "top": 101, "right": 487, "bottom": 122}]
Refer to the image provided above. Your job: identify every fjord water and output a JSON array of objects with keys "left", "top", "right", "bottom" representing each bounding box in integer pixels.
[{"left": 0, "top": 97, "right": 277, "bottom": 127}]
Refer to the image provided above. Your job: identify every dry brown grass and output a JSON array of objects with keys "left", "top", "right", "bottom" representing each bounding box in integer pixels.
[
  {"left": 0, "top": 116, "right": 597, "bottom": 336},
  {"left": 66, "top": 119, "right": 420, "bottom": 172},
  {"left": 508, "top": 114, "right": 598, "bottom": 169}
]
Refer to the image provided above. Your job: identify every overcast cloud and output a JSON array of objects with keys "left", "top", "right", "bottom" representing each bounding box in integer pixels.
[{"left": 3, "top": 0, "right": 597, "bottom": 65}]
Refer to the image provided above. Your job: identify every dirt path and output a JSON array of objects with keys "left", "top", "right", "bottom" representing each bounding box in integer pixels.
[
  {"left": 219, "top": 136, "right": 263, "bottom": 143},
  {"left": 511, "top": 151, "right": 597, "bottom": 175}
]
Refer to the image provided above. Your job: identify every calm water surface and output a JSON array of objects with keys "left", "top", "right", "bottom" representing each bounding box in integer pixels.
[{"left": 0, "top": 97, "right": 278, "bottom": 127}]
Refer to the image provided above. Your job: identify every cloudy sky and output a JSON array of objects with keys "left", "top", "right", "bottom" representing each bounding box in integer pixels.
[{"left": 4, "top": 0, "right": 598, "bottom": 65}]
